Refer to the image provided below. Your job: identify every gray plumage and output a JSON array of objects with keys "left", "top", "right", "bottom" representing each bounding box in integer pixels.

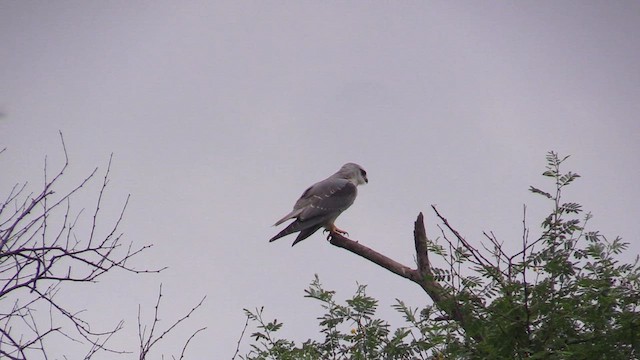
[{"left": 270, "top": 163, "right": 368, "bottom": 246}]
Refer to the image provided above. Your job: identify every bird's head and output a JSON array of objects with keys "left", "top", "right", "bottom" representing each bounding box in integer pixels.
[{"left": 336, "top": 163, "right": 368, "bottom": 186}]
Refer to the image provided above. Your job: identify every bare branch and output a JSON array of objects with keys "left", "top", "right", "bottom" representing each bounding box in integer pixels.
[
  {"left": 431, "top": 205, "right": 493, "bottom": 269},
  {"left": 176, "top": 327, "right": 207, "bottom": 360},
  {"left": 231, "top": 314, "right": 250, "bottom": 360},
  {"left": 414, "top": 213, "right": 431, "bottom": 277},
  {"left": 138, "top": 284, "right": 207, "bottom": 360},
  {"left": 329, "top": 233, "right": 417, "bottom": 281},
  {"left": 329, "top": 213, "right": 483, "bottom": 343}
]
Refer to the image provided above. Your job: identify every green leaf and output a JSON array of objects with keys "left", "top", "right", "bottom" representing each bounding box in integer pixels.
[
  {"left": 558, "top": 171, "right": 581, "bottom": 186},
  {"left": 560, "top": 202, "right": 582, "bottom": 214},
  {"left": 529, "top": 186, "right": 552, "bottom": 198}
]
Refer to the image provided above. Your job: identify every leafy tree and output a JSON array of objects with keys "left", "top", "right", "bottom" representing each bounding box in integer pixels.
[{"left": 236, "top": 152, "right": 640, "bottom": 359}]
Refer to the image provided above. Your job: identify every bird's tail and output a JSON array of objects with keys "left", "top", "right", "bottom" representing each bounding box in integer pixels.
[
  {"left": 269, "top": 221, "right": 303, "bottom": 242},
  {"left": 269, "top": 219, "right": 324, "bottom": 246},
  {"left": 291, "top": 224, "right": 323, "bottom": 246}
]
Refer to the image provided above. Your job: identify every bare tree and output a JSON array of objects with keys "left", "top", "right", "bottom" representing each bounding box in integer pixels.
[{"left": 0, "top": 133, "right": 165, "bottom": 359}]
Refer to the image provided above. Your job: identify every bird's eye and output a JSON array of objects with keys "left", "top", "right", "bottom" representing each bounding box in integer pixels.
[{"left": 360, "top": 169, "right": 367, "bottom": 177}]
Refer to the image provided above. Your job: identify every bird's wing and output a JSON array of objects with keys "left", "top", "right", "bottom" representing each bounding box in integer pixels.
[
  {"left": 271, "top": 182, "right": 319, "bottom": 226},
  {"left": 273, "top": 177, "right": 357, "bottom": 226},
  {"left": 295, "top": 178, "right": 357, "bottom": 222}
]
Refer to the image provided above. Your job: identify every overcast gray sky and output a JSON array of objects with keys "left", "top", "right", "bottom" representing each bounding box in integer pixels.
[{"left": 1, "top": 1, "right": 639, "bottom": 358}]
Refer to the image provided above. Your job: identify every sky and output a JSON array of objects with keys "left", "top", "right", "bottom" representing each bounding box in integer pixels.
[{"left": 1, "top": 1, "right": 639, "bottom": 358}]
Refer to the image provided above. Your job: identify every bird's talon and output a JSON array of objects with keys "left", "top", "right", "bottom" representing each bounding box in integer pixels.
[{"left": 333, "top": 228, "right": 349, "bottom": 237}]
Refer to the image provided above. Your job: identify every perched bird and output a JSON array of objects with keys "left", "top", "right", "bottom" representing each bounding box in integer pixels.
[{"left": 269, "top": 163, "right": 368, "bottom": 246}]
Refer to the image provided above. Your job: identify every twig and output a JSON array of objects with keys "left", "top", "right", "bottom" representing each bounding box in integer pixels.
[
  {"left": 138, "top": 284, "right": 206, "bottom": 359},
  {"left": 521, "top": 205, "right": 532, "bottom": 341},
  {"left": 176, "top": 327, "right": 207, "bottom": 360},
  {"left": 231, "top": 314, "right": 250, "bottom": 360}
]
